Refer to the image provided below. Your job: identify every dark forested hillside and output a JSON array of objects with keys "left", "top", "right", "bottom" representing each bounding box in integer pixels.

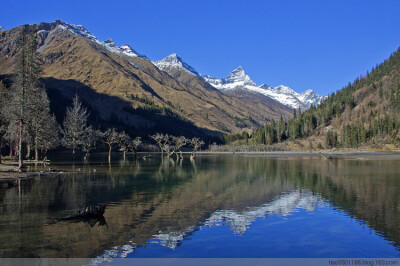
[{"left": 229, "top": 47, "right": 400, "bottom": 149}]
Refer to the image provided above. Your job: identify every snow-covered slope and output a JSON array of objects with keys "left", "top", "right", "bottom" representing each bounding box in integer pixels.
[
  {"left": 298, "top": 89, "right": 326, "bottom": 107},
  {"left": 153, "top": 53, "right": 200, "bottom": 76},
  {"left": 204, "top": 67, "right": 326, "bottom": 109},
  {"left": 53, "top": 20, "right": 146, "bottom": 58}
]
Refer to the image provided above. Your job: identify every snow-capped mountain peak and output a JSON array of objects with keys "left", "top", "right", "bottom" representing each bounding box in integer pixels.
[
  {"left": 161, "top": 53, "right": 181, "bottom": 63},
  {"left": 204, "top": 67, "right": 325, "bottom": 109},
  {"left": 259, "top": 84, "right": 273, "bottom": 90},
  {"left": 269, "top": 85, "right": 300, "bottom": 97},
  {"left": 104, "top": 38, "right": 115, "bottom": 46},
  {"left": 203, "top": 66, "right": 258, "bottom": 90},
  {"left": 298, "top": 89, "right": 327, "bottom": 107},
  {"left": 51, "top": 20, "right": 147, "bottom": 58},
  {"left": 226, "top": 66, "right": 257, "bottom": 86},
  {"left": 153, "top": 53, "right": 200, "bottom": 76}
]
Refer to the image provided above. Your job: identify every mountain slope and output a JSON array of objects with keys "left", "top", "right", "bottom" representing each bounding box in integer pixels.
[
  {"left": 153, "top": 55, "right": 292, "bottom": 125},
  {"left": 309, "top": 46, "right": 400, "bottom": 147},
  {"left": 247, "top": 46, "right": 400, "bottom": 149},
  {"left": 0, "top": 21, "right": 292, "bottom": 136}
]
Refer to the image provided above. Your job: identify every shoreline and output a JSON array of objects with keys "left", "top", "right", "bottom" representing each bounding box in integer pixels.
[
  {"left": 1, "top": 149, "right": 399, "bottom": 182},
  {"left": 0, "top": 159, "right": 64, "bottom": 184},
  {"left": 139, "top": 150, "right": 400, "bottom": 160}
]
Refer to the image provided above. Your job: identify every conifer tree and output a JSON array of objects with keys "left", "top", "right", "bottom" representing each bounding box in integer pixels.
[{"left": 62, "top": 95, "right": 89, "bottom": 155}]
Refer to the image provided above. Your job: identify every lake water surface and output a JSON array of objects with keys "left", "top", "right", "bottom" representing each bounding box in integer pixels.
[{"left": 1, "top": 153, "right": 400, "bottom": 261}]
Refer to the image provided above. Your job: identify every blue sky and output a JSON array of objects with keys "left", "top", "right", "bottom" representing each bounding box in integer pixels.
[{"left": 1, "top": 0, "right": 400, "bottom": 95}]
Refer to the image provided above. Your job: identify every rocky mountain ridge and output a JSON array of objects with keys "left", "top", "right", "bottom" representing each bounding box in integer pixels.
[
  {"left": 154, "top": 53, "right": 326, "bottom": 109},
  {"left": 205, "top": 67, "right": 326, "bottom": 110}
]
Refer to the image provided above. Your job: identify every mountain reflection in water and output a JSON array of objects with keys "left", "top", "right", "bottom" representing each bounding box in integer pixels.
[
  {"left": 153, "top": 190, "right": 326, "bottom": 249},
  {"left": 0, "top": 153, "right": 400, "bottom": 259}
]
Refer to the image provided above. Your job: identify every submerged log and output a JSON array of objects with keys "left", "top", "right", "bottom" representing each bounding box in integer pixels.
[{"left": 58, "top": 204, "right": 106, "bottom": 221}]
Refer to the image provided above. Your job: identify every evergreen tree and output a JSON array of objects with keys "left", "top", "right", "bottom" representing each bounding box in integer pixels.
[{"left": 62, "top": 95, "right": 89, "bottom": 155}]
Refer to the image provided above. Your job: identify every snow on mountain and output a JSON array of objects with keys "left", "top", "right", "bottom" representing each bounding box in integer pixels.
[
  {"left": 0, "top": 26, "right": 5, "bottom": 32},
  {"left": 50, "top": 20, "right": 325, "bottom": 110},
  {"left": 205, "top": 190, "right": 326, "bottom": 235},
  {"left": 203, "top": 66, "right": 257, "bottom": 90},
  {"left": 53, "top": 20, "right": 147, "bottom": 58},
  {"left": 205, "top": 67, "right": 325, "bottom": 109},
  {"left": 153, "top": 53, "right": 200, "bottom": 76},
  {"left": 298, "top": 89, "right": 327, "bottom": 107}
]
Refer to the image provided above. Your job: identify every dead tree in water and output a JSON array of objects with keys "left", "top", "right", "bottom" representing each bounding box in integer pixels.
[
  {"left": 173, "top": 136, "right": 189, "bottom": 159},
  {"left": 101, "top": 128, "right": 119, "bottom": 163},
  {"left": 128, "top": 137, "right": 142, "bottom": 158},
  {"left": 118, "top": 131, "right": 131, "bottom": 161},
  {"left": 190, "top": 137, "right": 204, "bottom": 160},
  {"left": 150, "top": 133, "right": 166, "bottom": 156},
  {"left": 81, "top": 127, "right": 100, "bottom": 160},
  {"left": 151, "top": 133, "right": 174, "bottom": 157}
]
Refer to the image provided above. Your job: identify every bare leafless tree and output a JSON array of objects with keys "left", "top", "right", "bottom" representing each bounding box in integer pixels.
[
  {"left": 118, "top": 131, "right": 131, "bottom": 161},
  {"left": 81, "top": 127, "right": 100, "bottom": 160},
  {"left": 128, "top": 137, "right": 142, "bottom": 157},
  {"left": 190, "top": 137, "right": 204, "bottom": 160},
  {"left": 173, "top": 136, "right": 189, "bottom": 159},
  {"left": 101, "top": 128, "right": 119, "bottom": 163},
  {"left": 151, "top": 133, "right": 167, "bottom": 156}
]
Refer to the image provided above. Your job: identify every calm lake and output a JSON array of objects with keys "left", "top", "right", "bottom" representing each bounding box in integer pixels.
[{"left": 1, "top": 153, "right": 400, "bottom": 261}]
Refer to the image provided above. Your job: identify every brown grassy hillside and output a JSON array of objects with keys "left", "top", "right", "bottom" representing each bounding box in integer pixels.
[{"left": 0, "top": 22, "right": 292, "bottom": 136}]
